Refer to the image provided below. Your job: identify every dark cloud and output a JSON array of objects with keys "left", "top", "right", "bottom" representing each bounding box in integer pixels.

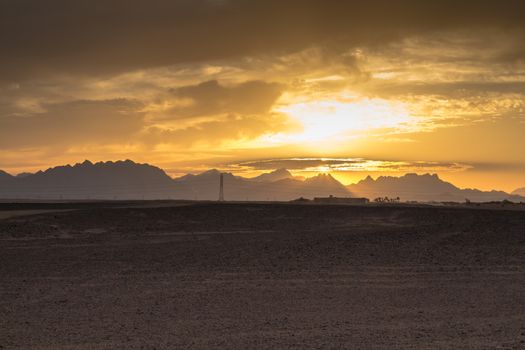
[
  {"left": 1, "top": 0, "right": 525, "bottom": 81},
  {"left": 0, "top": 79, "right": 289, "bottom": 150},
  {"left": 465, "top": 162, "right": 525, "bottom": 172},
  {"left": 232, "top": 158, "right": 470, "bottom": 172},
  {"left": 370, "top": 81, "right": 525, "bottom": 97},
  {"left": 236, "top": 158, "right": 363, "bottom": 170},
  {"left": 169, "top": 80, "right": 283, "bottom": 118},
  {"left": 0, "top": 99, "right": 144, "bottom": 149}
]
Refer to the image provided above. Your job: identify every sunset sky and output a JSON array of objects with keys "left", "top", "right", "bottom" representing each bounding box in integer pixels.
[{"left": 1, "top": 0, "right": 525, "bottom": 191}]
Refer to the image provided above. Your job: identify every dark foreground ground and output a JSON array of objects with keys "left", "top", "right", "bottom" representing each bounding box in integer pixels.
[{"left": 1, "top": 202, "right": 524, "bottom": 349}]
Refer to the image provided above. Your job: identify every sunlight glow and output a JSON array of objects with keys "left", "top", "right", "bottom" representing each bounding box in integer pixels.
[{"left": 276, "top": 97, "right": 415, "bottom": 143}]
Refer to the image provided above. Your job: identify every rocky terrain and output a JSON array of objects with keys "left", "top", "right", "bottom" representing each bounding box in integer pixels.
[
  {"left": 1, "top": 202, "right": 524, "bottom": 349},
  {"left": 348, "top": 173, "right": 525, "bottom": 203},
  {"left": 2, "top": 160, "right": 524, "bottom": 202},
  {"left": 0, "top": 160, "right": 351, "bottom": 201}
]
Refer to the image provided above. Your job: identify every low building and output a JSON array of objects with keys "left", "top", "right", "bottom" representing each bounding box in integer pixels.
[{"left": 313, "top": 195, "right": 369, "bottom": 205}]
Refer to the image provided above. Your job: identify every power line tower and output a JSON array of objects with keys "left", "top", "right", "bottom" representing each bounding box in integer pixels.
[{"left": 218, "top": 172, "right": 224, "bottom": 202}]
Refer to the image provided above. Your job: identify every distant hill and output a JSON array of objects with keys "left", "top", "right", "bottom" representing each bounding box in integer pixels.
[
  {"left": 512, "top": 188, "right": 525, "bottom": 197},
  {"left": 171, "top": 169, "right": 252, "bottom": 200},
  {"left": 251, "top": 173, "right": 351, "bottom": 201},
  {"left": 0, "top": 160, "right": 176, "bottom": 199},
  {"left": 248, "top": 168, "right": 295, "bottom": 182},
  {"left": 0, "top": 170, "right": 14, "bottom": 181},
  {"left": 0, "top": 160, "right": 352, "bottom": 200},
  {"left": 303, "top": 173, "right": 350, "bottom": 197},
  {"left": 2, "top": 161, "right": 521, "bottom": 202},
  {"left": 15, "top": 172, "right": 33, "bottom": 178},
  {"left": 171, "top": 170, "right": 351, "bottom": 201},
  {"left": 348, "top": 173, "right": 525, "bottom": 203}
]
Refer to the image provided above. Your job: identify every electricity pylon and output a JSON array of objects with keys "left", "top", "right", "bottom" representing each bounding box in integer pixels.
[{"left": 218, "top": 172, "right": 224, "bottom": 202}]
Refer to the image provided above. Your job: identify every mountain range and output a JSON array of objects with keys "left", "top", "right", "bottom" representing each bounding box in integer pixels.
[
  {"left": 0, "top": 160, "right": 349, "bottom": 201},
  {"left": 348, "top": 173, "right": 525, "bottom": 203},
  {"left": 0, "top": 160, "right": 523, "bottom": 203}
]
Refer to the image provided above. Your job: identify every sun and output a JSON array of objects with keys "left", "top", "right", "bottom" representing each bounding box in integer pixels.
[{"left": 275, "top": 96, "right": 415, "bottom": 144}]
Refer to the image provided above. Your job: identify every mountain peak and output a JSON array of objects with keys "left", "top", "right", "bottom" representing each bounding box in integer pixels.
[
  {"left": 201, "top": 169, "right": 221, "bottom": 175},
  {"left": 512, "top": 187, "right": 525, "bottom": 196},
  {"left": 360, "top": 175, "right": 374, "bottom": 183},
  {"left": 250, "top": 168, "right": 294, "bottom": 183},
  {"left": 15, "top": 172, "right": 33, "bottom": 178},
  {"left": 4, "top": 160, "right": 523, "bottom": 202},
  {"left": 302, "top": 173, "right": 350, "bottom": 197},
  {"left": 273, "top": 168, "right": 291, "bottom": 175},
  {"left": 1, "top": 159, "right": 175, "bottom": 199},
  {"left": 0, "top": 170, "right": 14, "bottom": 179},
  {"left": 348, "top": 172, "right": 519, "bottom": 202},
  {"left": 305, "top": 173, "right": 339, "bottom": 184}
]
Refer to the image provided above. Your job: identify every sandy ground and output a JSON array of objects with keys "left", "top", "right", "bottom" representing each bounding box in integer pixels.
[
  {"left": 1, "top": 202, "right": 524, "bottom": 349},
  {"left": 0, "top": 210, "right": 76, "bottom": 220}
]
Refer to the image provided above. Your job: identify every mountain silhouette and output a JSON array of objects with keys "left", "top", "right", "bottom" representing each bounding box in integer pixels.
[
  {"left": 172, "top": 170, "right": 350, "bottom": 201},
  {"left": 248, "top": 168, "right": 295, "bottom": 182},
  {"left": 0, "top": 160, "right": 352, "bottom": 201},
  {"left": 1, "top": 161, "right": 523, "bottom": 202},
  {"left": 249, "top": 173, "right": 352, "bottom": 201},
  {"left": 303, "top": 173, "right": 350, "bottom": 195},
  {"left": 15, "top": 172, "right": 33, "bottom": 178},
  {"left": 512, "top": 187, "right": 525, "bottom": 197},
  {"left": 0, "top": 160, "right": 175, "bottom": 199},
  {"left": 0, "top": 170, "right": 14, "bottom": 181},
  {"left": 172, "top": 170, "right": 251, "bottom": 200},
  {"left": 348, "top": 173, "right": 525, "bottom": 202}
]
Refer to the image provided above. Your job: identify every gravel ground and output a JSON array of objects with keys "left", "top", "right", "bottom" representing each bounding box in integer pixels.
[{"left": 1, "top": 202, "right": 524, "bottom": 349}]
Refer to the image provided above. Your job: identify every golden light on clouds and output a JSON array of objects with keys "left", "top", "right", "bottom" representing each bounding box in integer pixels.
[
  {"left": 274, "top": 96, "right": 416, "bottom": 143},
  {"left": 1, "top": 1, "right": 525, "bottom": 192}
]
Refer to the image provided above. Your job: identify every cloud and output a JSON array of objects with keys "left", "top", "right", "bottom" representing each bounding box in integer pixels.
[
  {"left": 139, "top": 79, "right": 293, "bottom": 146},
  {"left": 0, "top": 99, "right": 145, "bottom": 149},
  {"left": 370, "top": 82, "right": 525, "bottom": 98},
  {"left": 1, "top": 0, "right": 525, "bottom": 190},
  {"left": 2, "top": 0, "right": 525, "bottom": 81},
  {"left": 142, "top": 113, "right": 297, "bottom": 147},
  {"left": 0, "top": 77, "right": 298, "bottom": 153},
  {"left": 168, "top": 80, "right": 283, "bottom": 118},
  {"left": 229, "top": 158, "right": 472, "bottom": 173}
]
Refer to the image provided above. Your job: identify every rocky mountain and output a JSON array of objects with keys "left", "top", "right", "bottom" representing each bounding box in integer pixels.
[
  {"left": 0, "top": 160, "right": 176, "bottom": 199},
  {"left": 15, "top": 172, "right": 33, "bottom": 178},
  {"left": 0, "top": 160, "right": 352, "bottom": 201},
  {"left": 2, "top": 161, "right": 520, "bottom": 202},
  {"left": 348, "top": 173, "right": 525, "bottom": 203},
  {"left": 0, "top": 170, "right": 14, "bottom": 182},
  {"left": 303, "top": 173, "right": 350, "bottom": 196},
  {"left": 248, "top": 168, "right": 295, "bottom": 182},
  {"left": 250, "top": 174, "right": 351, "bottom": 201},
  {"left": 172, "top": 169, "right": 252, "bottom": 200},
  {"left": 512, "top": 188, "right": 525, "bottom": 197},
  {"left": 171, "top": 170, "right": 350, "bottom": 201}
]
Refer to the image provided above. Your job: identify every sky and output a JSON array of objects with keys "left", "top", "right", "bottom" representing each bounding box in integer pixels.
[{"left": 1, "top": 0, "right": 525, "bottom": 191}]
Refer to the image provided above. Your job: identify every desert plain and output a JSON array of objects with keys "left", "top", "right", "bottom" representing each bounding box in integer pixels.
[{"left": 1, "top": 202, "right": 524, "bottom": 349}]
